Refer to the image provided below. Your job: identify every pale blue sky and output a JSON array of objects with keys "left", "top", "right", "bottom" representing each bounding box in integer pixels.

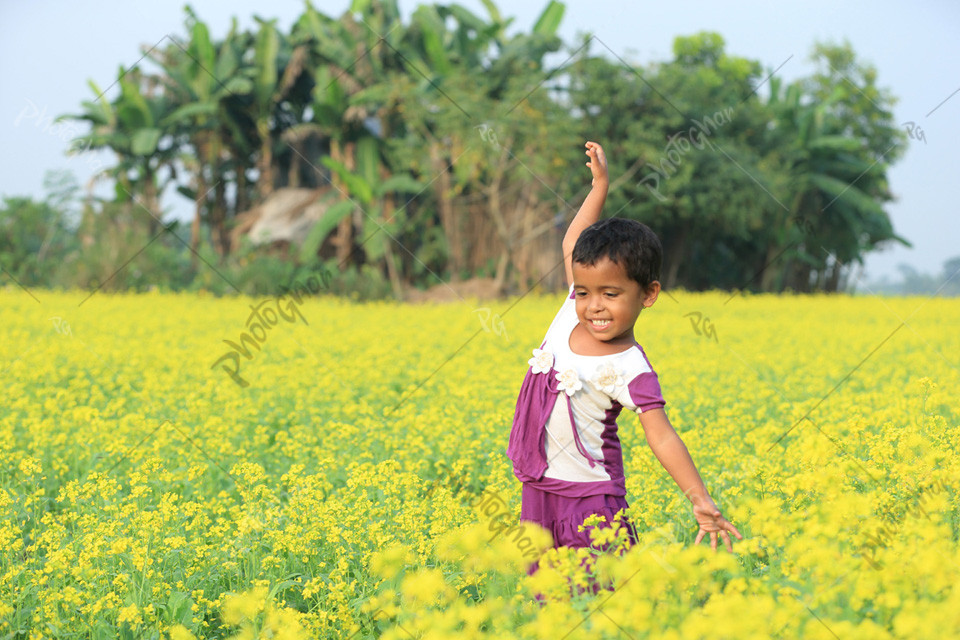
[{"left": 2, "top": 1, "right": 958, "bottom": 282}]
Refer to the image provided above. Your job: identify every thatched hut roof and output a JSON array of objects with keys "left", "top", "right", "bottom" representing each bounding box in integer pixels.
[{"left": 230, "top": 186, "right": 335, "bottom": 251}]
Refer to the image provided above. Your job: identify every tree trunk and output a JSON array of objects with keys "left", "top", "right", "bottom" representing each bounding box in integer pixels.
[
  {"left": 191, "top": 172, "right": 205, "bottom": 269},
  {"left": 759, "top": 243, "right": 781, "bottom": 292},
  {"left": 785, "top": 261, "right": 812, "bottom": 292},
  {"left": 142, "top": 164, "right": 158, "bottom": 236},
  {"left": 327, "top": 139, "right": 349, "bottom": 265},
  {"left": 288, "top": 144, "right": 300, "bottom": 188},
  {"left": 663, "top": 224, "right": 687, "bottom": 290},
  {"left": 493, "top": 249, "right": 509, "bottom": 294},
  {"left": 486, "top": 152, "right": 511, "bottom": 290},
  {"left": 257, "top": 119, "right": 273, "bottom": 197},
  {"left": 825, "top": 262, "right": 841, "bottom": 292},
  {"left": 236, "top": 161, "right": 249, "bottom": 218},
  {"left": 214, "top": 178, "right": 229, "bottom": 258},
  {"left": 429, "top": 142, "right": 459, "bottom": 283},
  {"left": 380, "top": 171, "right": 404, "bottom": 300},
  {"left": 517, "top": 177, "right": 540, "bottom": 292},
  {"left": 343, "top": 141, "right": 358, "bottom": 265}
]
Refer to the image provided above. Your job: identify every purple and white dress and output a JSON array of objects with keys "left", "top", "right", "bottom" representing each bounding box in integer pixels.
[{"left": 507, "top": 283, "right": 665, "bottom": 550}]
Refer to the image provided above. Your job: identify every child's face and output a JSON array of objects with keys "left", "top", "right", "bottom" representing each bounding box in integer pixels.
[{"left": 572, "top": 257, "right": 659, "bottom": 344}]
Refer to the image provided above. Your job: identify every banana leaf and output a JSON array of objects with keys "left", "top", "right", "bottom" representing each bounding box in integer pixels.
[
  {"left": 356, "top": 136, "right": 380, "bottom": 187},
  {"left": 298, "top": 199, "right": 354, "bottom": 262},
  {"left": 321, "top": 156, "right": 374, "bottom": 204},
  {"left": 131, "top": 128, "right": 162, "bottom": 156},
  {"left": 532, "top": 0, "right": 564, "bottom": 37}
]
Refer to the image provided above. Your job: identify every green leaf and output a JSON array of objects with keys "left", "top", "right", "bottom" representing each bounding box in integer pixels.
[
  {"left": 223, "top": 76, "right": 253, "bottom": 96},
  {"left": 361, "top": 213, "right": 388, "bottom": 261},
  {"left": 298, "top": 200, "right": 354, "bottom": 262},
  {"left": 165, "top": 591, "right": 193, "bottom": 625},
  {"left": 321, "top": 156, "right": 374, "bottom": 204},
  {"left": 809, "top": 174, "right": 883, "bottom": 215},
  {"left": 130, "top": 128, "right": 162, "bottom": 156},
  {"left": 808, "top": 135, "right": 861, "bottom": 153},
  {"left": 176, "top": 185, "right": 197, "bottom": 200},
  {"left": 413, "top": 6, "right": 452, "bottom": 76},
  {"left": 375, "top": 175, "right": 423, "bottom": 195},
  {"left": 254, "top": 21, "right": 279, "bottom": 106},
  {"left": 445, "top": 4, "right": 488, "bottom": 33},
  {"left": 350, "top": 0, "right": 372, "bottom": 14},
  {"left": 532, "top": 0, "right": 564, "bottom": 37},
  {"left": 356, "top": 136, "right": 380, "bottom": 186},
  {"left": 118, "top": 76, "right": 153, "bottom": 129},
  {"left": 86, "top": 79, "right": 116, "bottom": 127},
  {"left": 478, "top": 0, "right": 502, "bottom": 24},
  {"left": 190, "top": 20, "right": 215, "bottom": 96},
  {"left": 214, "top": 37, "right": 240, "bottom": 83},
  {"left": 160, "top": 102, "right": 217, "bottom": 126}
]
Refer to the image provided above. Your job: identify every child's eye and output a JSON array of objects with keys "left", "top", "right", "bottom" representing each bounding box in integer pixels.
[{"left": 605, "top": 293, "right": 618, "bottom": 298}]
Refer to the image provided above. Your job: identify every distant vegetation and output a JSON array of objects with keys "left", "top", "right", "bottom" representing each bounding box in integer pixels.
[
  {"left": 862, "top": 259, "right": 960, "bottom": 296},
  {"left": 2, "top": 0, "right": 917, "bottom": 298}
]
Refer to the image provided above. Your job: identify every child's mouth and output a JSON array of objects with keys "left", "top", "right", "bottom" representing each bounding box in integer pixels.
[{"left": 590, "top": 319, "right": 611, "bottom": 330}]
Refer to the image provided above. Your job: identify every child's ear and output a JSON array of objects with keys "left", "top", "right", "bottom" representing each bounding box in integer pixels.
[{"left": 642, "top": 281, "right": 661, "bottom": 308}]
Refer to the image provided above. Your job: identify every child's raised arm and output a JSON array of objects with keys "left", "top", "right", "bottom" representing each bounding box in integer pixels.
[{"left": 562, "top": 141, "right": 609, "bottom": 288}]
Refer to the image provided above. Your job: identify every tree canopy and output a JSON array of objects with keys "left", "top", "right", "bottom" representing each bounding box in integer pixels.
[{"left": 3, "top": 0, "right": 910, "bottom": 298}]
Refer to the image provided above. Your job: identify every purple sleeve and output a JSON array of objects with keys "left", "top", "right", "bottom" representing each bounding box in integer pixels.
[{"left": 626, "top": 371, "right": 665, "bottom": 414}]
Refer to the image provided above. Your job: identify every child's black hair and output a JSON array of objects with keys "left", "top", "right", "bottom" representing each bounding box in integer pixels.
[{"left": 571, "top": 218, "right": 662, "bottom": 291}]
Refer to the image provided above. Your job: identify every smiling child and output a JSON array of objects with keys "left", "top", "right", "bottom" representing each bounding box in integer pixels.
[{"left": 506, "top": 141, "right": 741, "bottom": 564}]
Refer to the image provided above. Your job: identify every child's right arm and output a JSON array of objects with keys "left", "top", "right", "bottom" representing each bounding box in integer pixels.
[{"left": 562, "top": 141, "right": 609, "bottom": 289}]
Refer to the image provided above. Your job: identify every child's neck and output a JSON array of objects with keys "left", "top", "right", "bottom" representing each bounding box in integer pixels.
[{"left": 570, "top": 323, "right": 637, "bottom": 356}]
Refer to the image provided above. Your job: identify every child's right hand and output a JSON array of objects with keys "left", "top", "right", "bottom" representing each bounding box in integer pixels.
[
  {"left": 692, "top": 498, "right": 743, "bottom": 553},
  {"left": 585, "top": 141, "right": 608, "bottom": 188}
]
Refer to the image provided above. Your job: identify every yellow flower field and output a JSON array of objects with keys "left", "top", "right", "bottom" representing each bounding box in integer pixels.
[{"left": 1, "top": 286, "right": 957, "bottom": 639}]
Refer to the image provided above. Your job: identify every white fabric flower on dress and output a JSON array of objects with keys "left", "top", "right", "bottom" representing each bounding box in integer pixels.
[
  {"left": 591, "top": 362, "right": 624, "bottom": 395},
  {"left": 528, "top": 348, "right": 554, "bottom": 374},
  {"left": 556, "top": 368, "right": 583, "bottom": 396}
]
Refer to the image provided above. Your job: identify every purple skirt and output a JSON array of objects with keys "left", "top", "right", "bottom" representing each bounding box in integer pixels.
[{"left": 520, "top": 483, "right": 639, "bottom": 550}]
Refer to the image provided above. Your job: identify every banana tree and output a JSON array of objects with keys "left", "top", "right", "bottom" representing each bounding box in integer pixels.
[
  {"left": 246, "top": 17, "right": 314, "bottom": 198},
  {"left": 292, "top": 0, "right": 408, "bottom": 267},
  {"left": 151, "top": 9, "right": 254, "bottom": 258},
  {"left": 393, "top": 0, "right": 570, "bottom": 291},
  {"left": 311, "top": 136, "right": 423, "bottom": 299},
  {"left": 761, "top": 75, "right": 907, "bottom": 291},
  {"left": 59, "top": 66, "right": 176, "bottom": 236},
  {"left": 154, "top": 5, "right": 316, "bottom": 259}
]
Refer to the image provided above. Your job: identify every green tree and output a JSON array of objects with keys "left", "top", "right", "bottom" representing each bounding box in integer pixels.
[
  {"left": 151, "top": 8, "right": 255, "bottom": 259},
  {"left": 759, "top": 42, "right": 908, "bottom": 292},
  {"left": 0, "top": 172, "right": 80, "bottom": 289},
  {"left": 59, "top": 66, "right": 177, "bottom": 236},
  {"left": 567, "top": 32, "right": 768, "bottom": 290}
]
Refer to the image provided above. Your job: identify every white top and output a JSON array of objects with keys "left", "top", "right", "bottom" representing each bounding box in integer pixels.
[{"left": 533, "top": 284, "right": 665, "bottom": 484}]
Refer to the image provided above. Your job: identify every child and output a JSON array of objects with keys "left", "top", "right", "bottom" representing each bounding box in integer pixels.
[{"left": 506, "top": 141, "right": 741, "bottom": 564}]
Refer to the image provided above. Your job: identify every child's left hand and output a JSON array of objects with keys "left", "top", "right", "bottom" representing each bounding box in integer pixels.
[{"left": 692, "top": 498, "right": 742, "bottom": 552}]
